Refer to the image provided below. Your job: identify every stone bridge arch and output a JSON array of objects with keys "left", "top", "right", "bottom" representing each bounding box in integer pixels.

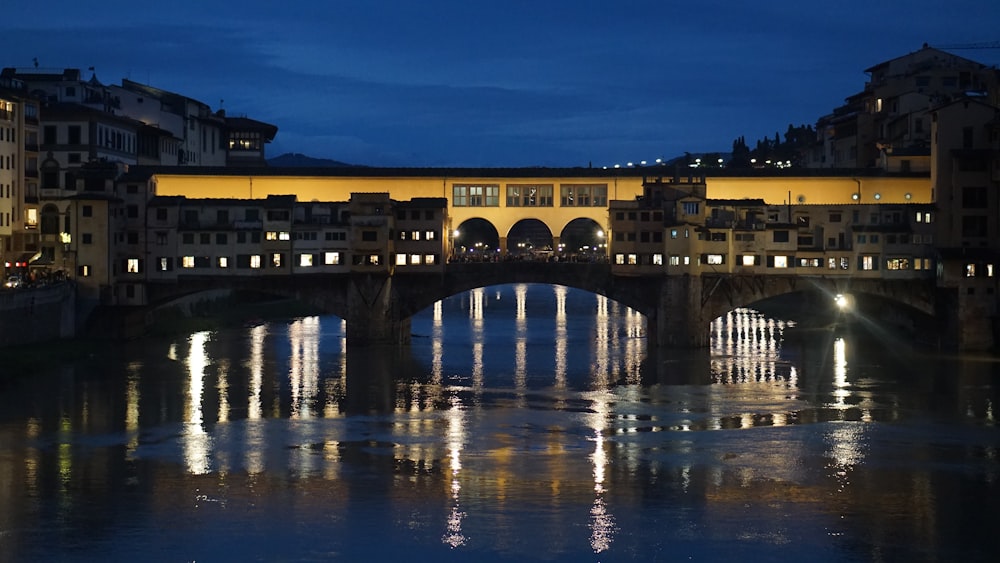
[
  {"left": 452, "top": 217, "right": 500, "bottom": 258},
  {"left": 393, "top": 263, "right": 660, "bottom": 320},
  {"left": 697, "top": 274, "right": 938, "bottom": 327}
]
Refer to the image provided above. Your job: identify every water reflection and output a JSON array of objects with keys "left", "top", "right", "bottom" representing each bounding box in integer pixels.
[
  {"left": 183, "top": 330, "right": 211, "bottom": 475},
  {"left": 1, "top": 289, "right": 998, "bottom": 561}
]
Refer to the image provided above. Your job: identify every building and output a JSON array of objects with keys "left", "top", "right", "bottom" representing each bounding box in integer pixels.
[
  {"left": 0, "top": 66, "right": 278, "bottom": 284},
  {"left": 809, "top": 45, "right": 999, "bottom": 169}
]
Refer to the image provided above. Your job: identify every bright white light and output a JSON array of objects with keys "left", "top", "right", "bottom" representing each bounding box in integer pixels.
[{"left": 835, "top": 294, "right": 848, "bottom": 309}]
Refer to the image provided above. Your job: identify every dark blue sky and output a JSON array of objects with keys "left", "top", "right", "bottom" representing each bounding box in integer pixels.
[{"left": 7, "top": 0, "right": 1000, "bottom": 167}]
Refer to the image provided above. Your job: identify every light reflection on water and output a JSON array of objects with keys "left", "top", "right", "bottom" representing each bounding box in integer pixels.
[{"left": 0, "top": 285, "right": 998, "bottom": 562}]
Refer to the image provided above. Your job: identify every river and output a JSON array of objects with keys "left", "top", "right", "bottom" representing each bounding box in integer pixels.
[{"left": 0, "top": 284, "right": 997, "bottom": 562}]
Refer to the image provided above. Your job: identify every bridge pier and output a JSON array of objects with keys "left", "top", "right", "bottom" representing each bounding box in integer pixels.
[
  {"left": 650, "top": 275, "right": 711, "bottom": 347},
  {"left": 346, "top": 274, "right": 411, "bottom": 346}
]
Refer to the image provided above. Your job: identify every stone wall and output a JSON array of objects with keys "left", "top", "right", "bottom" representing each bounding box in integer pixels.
[{"left": 0, "top": 283, "right": 76, "bottom": 347}]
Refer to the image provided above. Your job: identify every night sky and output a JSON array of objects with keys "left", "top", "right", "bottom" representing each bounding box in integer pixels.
[{"left": 6, "top": 0, "right": 1000, "bottom": 167}]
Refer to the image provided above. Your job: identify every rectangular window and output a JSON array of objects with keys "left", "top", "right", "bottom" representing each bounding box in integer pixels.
[
  {"left": 266, "top": 231, "right": 279, "bottom": 241},
  {"left": 682, "top": 201, "right": 699, "bottom": 215},
  {"left": 615, "top": 254, "right": 625, "bottom": 265},
  {"left": 628, "top": 254, "right": 637, "bottom": 265},
  {"left": 250, "top": 255, "right": 262, "bottom": 269},
  {"left": 705, "top": 254, "right": 724, "bottom": 265},
  {"left": 271, "top": 253, "right": 283, "bottom": 268},
  {"left": 886, "top": 257, "right": 909, "bottom": 270},
  {"left": 773, "top": 230, "right": 789, "bottom": 243},
  {"left": 158, "top": 257, "right": 172, "bottom": 271},
  {"left": 669, "top": 255, "right": 681, "bottom": 266},
  {"left": 324, "top": 252, "right": 341, "bottom": 265},
  {"left": 182, "top": 256, "right": 195, "bottom": 268},
  {"left": 218, "top": 257, "right": 229, "bottom": 268},
  {"left": 410, "top": 254, "right": 421, "bottom": 265},
  {"left": 78, "top": 265, "right": 91, "bottom": 277},
  {"left": 216, "top": 233, "right": 227, "bottom": 245},
  {"left": 299, "top": 254, "right": 314, "bottom": 267},
  {"left": 860, "top": 256, "right": 877, "bottom": 271},
  {"left": 126, "top": 258, "right": 140, "bottom": 273},
  {"left": 396, "top": 254, "right": 408, "bottom": 266},
  {"left": 453, "top": 185, "right": 468, "bottom": 206},
  {"left": 424, "top": 254, "right": 436, "bottom": 265},
  {"left": 772, "top": 256, "right": 789, "bottom": 268},
  {"left": 453, "top": 184, "right": 500, "bottom": 207},
  {"left": 741, "top": 255, "right": 758, "bottom": 266},
  {"left": 425, "top": 230, "right": 436, "bottom": 240},
  {"left": 362, "top": 230, "right": 378, "bottom": 242},
  {"left": 506, "top": 184, "right": 553, "bottom": 207},
  {"left": 653, "top": 254, "right": 663, "bottom": 265}
]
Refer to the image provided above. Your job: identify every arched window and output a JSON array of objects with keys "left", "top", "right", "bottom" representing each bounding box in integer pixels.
[
  {"left": 41, "top": 155, "right": 60, "bottom": 190},
  {"left": 40, "top": 204, "right": 60, "bottom": 235}
]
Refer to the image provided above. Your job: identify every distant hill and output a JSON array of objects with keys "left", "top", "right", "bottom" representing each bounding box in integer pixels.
[{"left": 267, "top": 153, "right": 357, "bottom": 167}]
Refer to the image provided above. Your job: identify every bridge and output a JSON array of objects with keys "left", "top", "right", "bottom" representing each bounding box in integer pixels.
[{"left": 145, "top": 262, "right": 940, "bottom": 348}]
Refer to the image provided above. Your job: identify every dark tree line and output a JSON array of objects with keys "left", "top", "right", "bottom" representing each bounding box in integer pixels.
[{"left": 727, "top": 124, "right": 815, "bottom": 168}]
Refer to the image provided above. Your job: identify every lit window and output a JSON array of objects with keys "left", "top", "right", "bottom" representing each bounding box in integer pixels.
[
  {"left": 886, "top": 258, "right": 909, "bottom": 270},
  {"left": 396, "top": 254, "right": 407, "bottom": 266},
  {"left": 861, "top": 256, "right": 876, "bottom": 271},
  {"left": 127, "top": 258, "right": 140, "bottom": 273},
  {"left": 159, "top": 257, "right": 169, "bottom": 271},
  {"left": 669, "top": 255, "right": 680, "bottom": 266},
  {"left": 218, "top": 257, "right": 229, "bottom": 268},
  {"left": 706, "top": 254, "right": 723, "bottom": 265},
  {"left": 271, "top": 253, "right": 282, "bottom": 268},
  {"left": 425, "top": 231, "right": 436, "bottom": 240},
  {"left": 411, "top": 231, "right": 421, "bottom": 241},
  {"left": 299, "top": 254, "right": 313, "bottom": 267},
  {"left": 653, "top": 254, "right": 663, "bottom": 265},
  {"left": 840, "top": 257, "right": 849, "bottom": 270},
  {"left": 79, "top": 265, "right": 91, "bottom": 277},
  {"left": 966, "top": 263, "right": 976, "bottom": 277},
  {"left": 988, "top": 264, "right": 995, "bottom": 277},
  {"left": 670, "top": 229, "right": 678, "bottom": 239},
  {"left": 627, "top": 254, "right": 637, "bottom": 265},
  {"left": 324, "top": 252, "right": 340, "bottom": 265},
  {"left": 369, "top": 254, "right": 380, "bottom": 266},
  {"left": 266, "top": 231, "right": 278, "bottom": 241},
  {"left": 250, "top": 255, "right": 262, "bottom": 269},
  {"left": 424, "top": 254, "right": 435, "bottom": 265},
  {"left": 683, "top": 256, "right": 690, "bottom": 265},
  {"left": 182, "top": 256, "right": 195, "bottom": 268},
  {"left": 615, "top": 254, "right": 625, "bottom": 265},
  {"left": 773, "top": 256, "right": 788, "bottom": 268},
  {"left": 279, "top": 232, "right": 290, "bottom": 241},
  {"left": 410, "top": 254, "right": 421, "bottom": 265},
  {"left": 742, "top": 255, "right": 757, "bottom": 266}
]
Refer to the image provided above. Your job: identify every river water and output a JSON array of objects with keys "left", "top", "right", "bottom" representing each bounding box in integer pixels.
[{"left": 0, "top": 284, "right": 997, "bottom": 562}]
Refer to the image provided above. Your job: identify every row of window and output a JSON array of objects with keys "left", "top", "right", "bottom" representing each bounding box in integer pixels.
[
  {"left": 452, "top": 184, "right": 609, "bottom": 207},
  {"left": 612, "top": 253, "right": 936, "bottom": 272},
  {"left": 110, "top": 251, "right": 445, "bottom": 275},
  {"left": 611, "top": 228, "right": 935, "bottom": 246}
]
